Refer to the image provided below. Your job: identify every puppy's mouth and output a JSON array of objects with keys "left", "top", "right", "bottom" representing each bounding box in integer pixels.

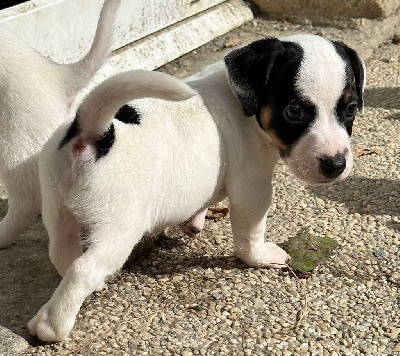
[
  {"left": 283, "top": 153, "right": 353, "bottom": 186},
  {"left": 303, "top": 173, "right": 348, "bottom": 186}
]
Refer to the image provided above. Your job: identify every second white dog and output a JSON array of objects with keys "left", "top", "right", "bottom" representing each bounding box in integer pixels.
[{"left": 0, "top": 0, "right": 121, "bottom": 248}]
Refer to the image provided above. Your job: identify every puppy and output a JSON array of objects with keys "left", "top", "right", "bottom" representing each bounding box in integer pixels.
[
  {"left": 29, "top": 34, "right": 365, "bottom": 341},
  {"left": 0, "top": 0, "right": 121, "bottom": 248}
]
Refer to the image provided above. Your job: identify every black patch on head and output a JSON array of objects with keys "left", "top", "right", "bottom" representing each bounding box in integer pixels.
[
  {"left": 259, "top": 42, "right": 317, "bottom": 151},
  {"left": 59, "top": 116, "right": 80, "bottom": 149},
  {"left": 332, "top": 41, "right": 365, "bottom": 111},
  {"left": 95, "top": 123, "right": 115, "bottom": 160},
  {"left": 261, "top": 59, "right": 318, "bottom": 148},
  {"left": 332, "top": 41, "right": 365, "bottom": 136},
  {"left": 335, "top": 95, "right": 357, "bottom": 136},
  {"left": 115, "top": 105, "right": 141, "bottom": 125},
  {"left": 224, "top": 38, "right": 284, "bottom": 117},
  {"left": 225, "top": 39, "right": 318, "bottom": 156}
]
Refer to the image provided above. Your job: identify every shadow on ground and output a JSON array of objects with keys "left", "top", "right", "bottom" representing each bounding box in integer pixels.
[
  {"left": 308, "top": 177, "right": 400, "bottom": 217},
  {"left": 124, "top": 233, "right": 248, "bottom": 276},
  {"left": 364, "top": 87, "right": 400, "bottom": 111},
  {"left": 0, "top": 203, "right": 243, "bottom": 344}
]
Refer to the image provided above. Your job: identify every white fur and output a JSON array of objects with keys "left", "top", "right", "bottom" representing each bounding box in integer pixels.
[
  {"left": 30, "top": 35, "right": 363, "bottom": 341},
  {"left": 282, "top": 34, "right": 346, "bottom": 109},
  {"left": 0, "top": 0, "right": 121, "bottom": 248}
]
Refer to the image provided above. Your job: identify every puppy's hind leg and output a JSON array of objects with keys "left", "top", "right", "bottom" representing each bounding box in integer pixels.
[
  {"left": 28, "top": 223, "right": 143, "bottom": 342},
  {"left": 181, "top": 208, "right": 208, "bottom": 238},
  {"left": 42, "top": 196, "right": 82, "bottom": 278}
]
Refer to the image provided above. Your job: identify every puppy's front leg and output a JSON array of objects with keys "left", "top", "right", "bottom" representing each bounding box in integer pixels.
[{"left": 229, "top": 183, "right": 290, "bottom": 268}]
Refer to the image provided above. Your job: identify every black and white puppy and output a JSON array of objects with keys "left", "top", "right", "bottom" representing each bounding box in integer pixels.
[
  {"left": 29, "top": 34, "right": 365, "bottom": 341},
  {"left": 0, "top": 0, "right": 121, "bottom": 248}
]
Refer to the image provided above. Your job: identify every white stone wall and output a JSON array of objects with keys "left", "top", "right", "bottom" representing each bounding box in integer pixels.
[{"left": 0, "top": 0, "right": 251, "bottom": 64}]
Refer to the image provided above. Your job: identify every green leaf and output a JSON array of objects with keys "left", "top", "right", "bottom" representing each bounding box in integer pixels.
[{"left": 281, "top": 230, "right": 338, "bottom": 273}]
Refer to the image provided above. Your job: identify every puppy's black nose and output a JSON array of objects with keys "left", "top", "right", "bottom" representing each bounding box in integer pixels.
[{"left": 318, "top": 153, "right": 346, "bottom": 179}]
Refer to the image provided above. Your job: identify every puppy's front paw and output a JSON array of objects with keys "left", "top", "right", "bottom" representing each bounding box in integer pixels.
[
  {"left": 236, "top": 242, "right": 290, "bottom": 269},
  {"left": 28, "top": 303, "right": 75, "bottom": 342}
]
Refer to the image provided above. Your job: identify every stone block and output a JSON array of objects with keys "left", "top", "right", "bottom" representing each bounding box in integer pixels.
[
  {"left": 251, "top": 0, "right": 400, "bottom": 26},
  {"left": 0, "top": 326, "right": 29, "bottom": 355}
]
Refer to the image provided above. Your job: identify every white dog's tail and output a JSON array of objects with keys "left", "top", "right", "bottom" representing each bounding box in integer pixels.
[
  {"left": 63, "top": 0, "right": 121, "bottom": 102},
  {"left": 76, "top": 70, "right": 196, "bottom": 137}
]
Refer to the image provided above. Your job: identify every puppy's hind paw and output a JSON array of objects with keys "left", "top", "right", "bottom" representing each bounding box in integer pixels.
[
  {"left": 94, "top": 281, "right": 107, "bottom": 292},
  {"left": 181, "top": 223, "right": 202, "bottom": 238},
  {"left": 181, "top": 208, "right": 208, "bottom": 238}
]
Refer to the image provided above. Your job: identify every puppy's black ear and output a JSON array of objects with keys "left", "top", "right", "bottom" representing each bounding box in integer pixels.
[
  {"left": 224, "top": 38, "right": 284, "bottom": 117},
  {"left": 332, "top": 41, "right": 366, "bottom": 113}
]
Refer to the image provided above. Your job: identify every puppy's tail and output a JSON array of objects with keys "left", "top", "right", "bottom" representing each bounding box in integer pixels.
[
  {"left": 77, "top": 70, "right": 196, "bottom": 137},
  {"left": 63, "top": 0, "right": 121, "bottom": 102}
]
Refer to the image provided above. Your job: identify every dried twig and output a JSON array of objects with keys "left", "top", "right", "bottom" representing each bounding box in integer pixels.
[{"left": 285, "top": 264, "right": 309, "bottom": 329}]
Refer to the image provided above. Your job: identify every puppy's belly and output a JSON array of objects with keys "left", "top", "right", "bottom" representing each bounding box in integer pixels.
[
  {"left": 147, "top": 168, "right": 223, "bottom": 230},
  {"left": 116, "top": 103, "right": 223, "bottom": 229}
]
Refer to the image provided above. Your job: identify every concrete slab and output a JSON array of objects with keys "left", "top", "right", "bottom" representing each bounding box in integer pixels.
[{"left": 0, "top": 326, "right": 29, "bottom": 356}]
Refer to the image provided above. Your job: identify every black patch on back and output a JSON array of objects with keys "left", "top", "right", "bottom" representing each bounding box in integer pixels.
[
  {"left": 115, "top": 105, "right": 141, "bottom": 125},
  {"left": 59, "top": 116, "right": 80, "bottom": 149},
  {"left": 95, "top": 123, "right": 115, "bottom": 160},
  {"left": 95, "top": 104, "right": 139, "bottom": 159}
]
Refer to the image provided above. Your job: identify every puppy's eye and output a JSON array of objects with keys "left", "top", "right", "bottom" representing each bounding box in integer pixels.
[
  {"left": 284, "top": 101, "right": 304, "bottom": 121},
  {"left": 345, "top": 102, "right": 358, "bottom": 118}
]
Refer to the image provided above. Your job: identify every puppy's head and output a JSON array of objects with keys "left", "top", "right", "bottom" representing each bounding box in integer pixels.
[{"left": 224, "top": 34, "right": 366, "bottom": 185}]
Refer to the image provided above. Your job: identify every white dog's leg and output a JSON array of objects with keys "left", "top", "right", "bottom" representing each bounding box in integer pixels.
[
  {"left": 28, "top": 225, "right": 142, "bottom": 342},
  {"left": 228, "top": 182, "right": 290, "bottom": 269},
  {"left": 181, "top": 208, "right": 208, "bottom": 238},
  {"left": 0, "top": 194, "right": 40, "bottom": 249}
]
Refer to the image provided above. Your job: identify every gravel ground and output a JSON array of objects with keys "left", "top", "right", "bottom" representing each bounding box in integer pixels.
[{"left": 0, "top": 15, "right": 399, "bottom": 356}]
